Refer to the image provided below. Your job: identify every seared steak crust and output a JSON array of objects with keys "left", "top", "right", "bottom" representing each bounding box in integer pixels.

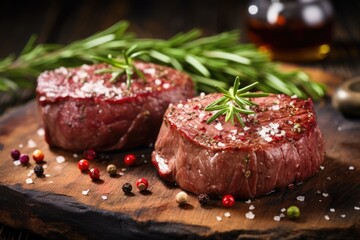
[
  {"left": 36, "top": 62, "right": 195, "bottom": 152},
  {"left": 152, "top": 93, "right": 325, "bottom": 199}
]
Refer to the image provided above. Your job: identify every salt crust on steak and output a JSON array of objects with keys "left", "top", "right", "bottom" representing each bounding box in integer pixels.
[
  {"left": 152, "top": 93, "right": 325, "bottom": 199},
  {"left": 36, "top": 62, "right": 194, "bottom": 152}
]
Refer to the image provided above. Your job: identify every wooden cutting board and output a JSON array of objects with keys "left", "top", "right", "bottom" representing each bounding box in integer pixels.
[{"left": 0, "top": 68, "right": 360, "bottom": 240}]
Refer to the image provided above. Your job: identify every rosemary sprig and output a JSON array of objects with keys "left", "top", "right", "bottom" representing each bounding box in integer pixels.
[
  {"left": 0, "top": 20, "right": 326, "bottom": 100},
  {"left": 92, "top": 46, "right": 146, "bottom": 87},
  {"left": 205, "top": 76, "right": 268, "bottom": 126}
]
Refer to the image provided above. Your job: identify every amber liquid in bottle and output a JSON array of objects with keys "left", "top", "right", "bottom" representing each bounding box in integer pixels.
[{"left": 247, "top": 1, "right": 333, "bottom": 62}]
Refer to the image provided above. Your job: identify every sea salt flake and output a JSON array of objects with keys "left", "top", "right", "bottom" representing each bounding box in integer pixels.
[
  {"left": 214, "top": 122, "right": 223, "bottom": 131},
  {"left": 354, "top": 206, "right": 360, "bottom": 211},
  {"left": 279, "top": 213, "right": 285, "bottom": 218},
  {"left": 341, "top": 214, "right": 346, "bottom": 218},
  {"left": 56, "top": 156, "right": 66, "bottom": 163},
  {"left": 281, "top": 208, "right": 286, "bottom": 212},
  {"left": 45, "top": 174, "right": 51, "bottom": 177},
  {"left": 245, "top": 199, "right": 252, "bottom": 204},
  {"left": 243, "top": 126, "right": 250, "bottom": 131},
  {"left": 25, "top": 178, "right": 34, "bottom": 184},
  {"left": 326, "top": 177, "right": 331, "bottom": 180},
  {"left": 264, "top": 136, "right": 273, "bottom": 142},
  {"left": 27, "top": 172, "right": 33, "bottom": 177},
  {"left": 73, "top": 153, "right": 79, "bottom": 158},
  {"left": 320, "top": 165, "right": 325, "bottom": 170},
  {"left": 249, "top": 205, "right": 255, "bottom": 210},
  {"left": 291, "top": 95, "right": 298, "bottom": 99},
  {"left": 27, "top": 139, "right": 37, "bottom": 148},
  {"left": 330, "top": 208, "right": 335, "bottom": 212},
  {"left": 272, "top": 105, "right": 280, "bottom": 111},
  {"left": 119, "top": 172, "right": 124, "bottom": 176},
  {"left": 82, "top": 189, "right": 90, "bottom": 196},
  {"left": 322, "top": 193, "right": 329, "bottom": 197},
  {"left": 13, "top": 160, "right": 21, "bottom": 166},
  {"left": 245, "top": 211, "right": 255, "bottom": 220},
  {"left": 121, "top": 168, "right": 127, "bottom": 172},
  {"left": 349, "top": 166, "right": 355, "bottom": 170},
  {"left": 216, "top": 216, "right": 222, "bottom": 222},
  {"left": 102, "top": 195, "right": 108, "bottom": 200},
  {"left": 273, "top": 216, "right": 281, "bottom": 221},
  {"left": 296, "top": 196, "right": 305, "bottom": 201},
  {"left": 217, "top": 142, "right": 225, "bottom": 147},
  {"left": 18, "top": 144, "right": 24, "bottom": 148},
  {"left": 324, "top": 215, "right": 330, "bottom": 221},
  {"left": 163, "top": 83, "right": 170, "bottom": 89},
  {"left": 154, "top": 79, "right": 162, "bottom": 85},
  {"left": 37, "top": 128, "right": 45, "bottom": 136},
  {"left": 224, "top": 212, "right": 231, "bottom": 218}
]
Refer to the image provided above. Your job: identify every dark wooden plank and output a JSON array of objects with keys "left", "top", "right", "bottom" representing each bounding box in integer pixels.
[{"left": 0, "top": 69, "right": 360, "bottom": 239}]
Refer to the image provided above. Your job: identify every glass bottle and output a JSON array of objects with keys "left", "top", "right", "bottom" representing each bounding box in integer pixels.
[{"left": 246, "top": 0, "right": 334, "bottom": 62}]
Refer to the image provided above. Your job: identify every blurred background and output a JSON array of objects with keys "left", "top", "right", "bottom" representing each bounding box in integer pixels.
[{"left": 0, "top": 0, "right": 360, "bottom": 238}]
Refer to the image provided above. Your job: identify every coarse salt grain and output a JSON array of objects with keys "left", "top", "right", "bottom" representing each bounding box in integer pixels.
[
  {"left": 119, "top": 172, "right": 124, "bottom": 176},
  {"left": 245, "top": 199, "right": 251, "bottom": 204},
  {"left": 224, "top": 212, "right": 231, "bottom": 218},
  {"left": 279, "top": 213, "right": 285, "bottom": 218},
  {"left": 27, "top": 139, "right": 37, "bottom": 148},
  {"left": 249, "top": 205, "right": 255, "bottom": 210},
  {"left": 245, "top": 211, "right": 255, "bottom": 220},
  {"left": 281, "top": 208, "right": 286, "bottom": 212},
  {"left": 73, "top": 153, "right": 78, "bottom": 158},
  {"left": 341, "top": 214, "right": 346, "bottom": 218},
  {"left": 322, "top": 193, "right": 329, "bottom": 197},
  {"left": 163, "top": 83, "right": 170, "bottom": 89},
  {"left": 273, "top": 216, "right": 281, "bottom": 222},
  {"left": 324, "top": 215, "right": 330, "bottom": 221},
  {"left": 349, "top": 166, "right": 355, "bottom": 170},
  {"left": 320, "top": 165, "right": 325, "bottom": 170},
  {"left": 18, "top": 144, "right": 24, "bottom": 148},
  {"left": 272, "top": 105, "right": 280, "bottom": 111},
  {"left": 121, "top": 168, "right": 127, "bottom": 172},
  {"left": 355, "top": 206, "right": 360, "bottom": 211},
  {"left": 82, "top": 189, "right": 90, "bottom": 196},
  {"left": 217, "top": 142, "right": 225, "bottom": 147},
  {"left": 37, "top": 128, "right": 45, "bottom": 136},
  {"left": 56, "top": 156, "right": 66, "bottom": 163},
  {"left": 13, "top": 160, "right": 21, "bottom": 166},
  {"left": 330, "top": 208, "right": 335, "bottom": 212},
  {"left": 216, "top": 216, "right": 222, "bottom": 222},
  {"left": 215, "top": 122, "right": 223, "bottom": 131},
  {"left": 297, "top": 196, "right": 305, "bottom": 201},
  {"left": 45, "top": 174, "right": 51, "bottom": 177},
  {"left": 102, "top": 195, "right": 108, "bottom": 200},
  {"left": 25, "top": 178, "right": 34, "bottom": 184},
  {"left": 154, "top": 79, "right": 162, "bottom": 85}
]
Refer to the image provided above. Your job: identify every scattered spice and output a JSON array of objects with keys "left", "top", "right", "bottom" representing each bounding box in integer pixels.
[
  {"left": 32, "top": 149, "right": 45, "bottom": 163},
  {"left": 56, "top": 156, "right": 65, "bottom": 163},
  {"left": 287, "top": 206, "right": 300, "bottom": 219},
  {"left": 198, "top": 193, "right": 210, "bottom": 206},
  {"left": 82, "top": 189, "right": 90, "bottom": 196},
  {"left": 34, "top": 165, "right": 44, "bottom": 177},
  {"left": 296, "top": 195, "right": 305, "bottom": 202},
  {"left": 25, "top": 178, "right": 34, "bottom": 184},
  {"left": 222, "top": 194, "right": 235, "bottom": 208},
  {"left": 136, "top": 178, "right": 149, "bottom": 191},
  {"left": 78, "top": 159, "right": 90, "bottom": 171},
  {"left": 106, "top": 164, "right": 118, "bottom": 176},
  {"left": 84, "top": 149, "right": 96, "bottom": 160},
  {"left": 89, "top": 168, "right": 100, "bottom": 181},
  {"left": 245, "top": 211, "right": 255, "bottom": 220},
  {"left": 122, "top": 183, "right": 132, "bottom": 194},
  {"left": 124, "top": 154, "right": 136, "bottom": 166},
  {"left": 176, "top": 191, "right": 189, "bottom": 205},
  {"left": 10, "top": 149, "right": 20, "bottom": 160},
  {"left": 19, "top": 154, "right": 29, "bottom": 165}
]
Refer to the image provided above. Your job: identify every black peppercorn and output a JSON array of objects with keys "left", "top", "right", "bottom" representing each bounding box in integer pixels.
[
  {"left": 122, "top": 183, "right": 132, "bottom": 194},
  {"left": 34, "top": 165, "right": 44, "bottom": 177},
  {"left": 198, "top": 193, "right": 210, "bottom": 206}
]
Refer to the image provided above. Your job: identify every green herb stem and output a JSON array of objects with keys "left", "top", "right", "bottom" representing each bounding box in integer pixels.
[{"left": 0, "top": 20, "right": 326, "bottom": 100}]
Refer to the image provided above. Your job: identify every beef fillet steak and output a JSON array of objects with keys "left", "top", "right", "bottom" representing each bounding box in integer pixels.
[
  {"left": 152, "top": 93, "right": 325, "bottom": 199},
  {"left": 36, "top": 62, "right": 194, "bottom": 152}
]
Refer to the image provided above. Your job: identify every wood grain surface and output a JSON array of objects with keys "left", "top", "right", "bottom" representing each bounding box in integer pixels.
[{"left": 0, "top": 69, "right": 360, "bottom": 239}]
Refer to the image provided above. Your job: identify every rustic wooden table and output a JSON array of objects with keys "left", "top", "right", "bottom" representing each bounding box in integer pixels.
[{"left": 0, "top": 0, "right": 360, "bottom": 239}]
